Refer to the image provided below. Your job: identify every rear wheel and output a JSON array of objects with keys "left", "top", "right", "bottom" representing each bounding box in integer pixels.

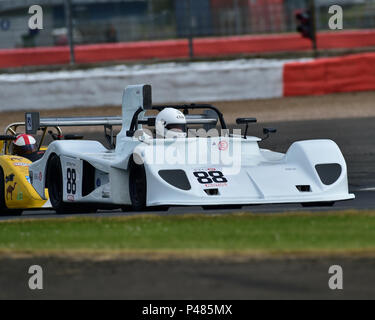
[
  {"left": 129, "top": 161, "right": 147, "bottom": 211},
  {"left": 301, "top": 201, "right": 335, "bottom": 208},
  {"left": 0, "top": 167, "right": 22, "bottom": 216}
]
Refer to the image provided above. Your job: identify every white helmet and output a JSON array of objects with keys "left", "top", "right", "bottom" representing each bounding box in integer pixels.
[{"left": 155, "top": 108, "right": 187, "bottom": 138}]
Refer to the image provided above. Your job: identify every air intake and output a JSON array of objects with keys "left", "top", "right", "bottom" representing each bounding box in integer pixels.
[
  {"left": 315, "top": 163, "right": 342, "bottom": 185},
  {"left": 296, "top": 185, "right": 311, "bottom": 192},
  {"left": 158, "top": 170, "right": 191, "bottom": 190},
  {"left": 204, "top": 189, "right": 219, "bottom": 196}
]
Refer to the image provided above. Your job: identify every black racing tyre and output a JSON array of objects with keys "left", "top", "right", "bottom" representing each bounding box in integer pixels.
[
  {"left": 129, "top": 161, "right": 147, "bottom": 211},
  {"left": 301, "top": 201, "right": 335, "bottom": 208},
  {"left": 47, "top": 154, "right": 68, "bottom": 214},
  {"left": 0, "top": 167, "right": 23, "bottom": 216}
]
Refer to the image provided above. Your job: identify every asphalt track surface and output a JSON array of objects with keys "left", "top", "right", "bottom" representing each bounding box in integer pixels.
[
  {"left": 1, "top": 117, "right": 375, "bottom": 300},
  {"left": 2, "top": 116, "right": 375, "bottom": 221},
  {"left": 1, "top": 256, "right": 374, "bottom": 299}
]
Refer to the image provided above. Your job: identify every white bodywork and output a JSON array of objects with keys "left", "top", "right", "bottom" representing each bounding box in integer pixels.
[{"left": 29, "top": 84, "right": 354, "bottom": 208}]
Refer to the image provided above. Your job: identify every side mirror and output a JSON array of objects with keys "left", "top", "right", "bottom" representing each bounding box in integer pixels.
[
  {"left": 143, "top": 84, "right": 152, "bottom": 110},
  {"left": 263, "top": 127, "right": 277, "bottom": 141},
  {"left": 236, "top": 118, "right": 257, "bottom": 139}
]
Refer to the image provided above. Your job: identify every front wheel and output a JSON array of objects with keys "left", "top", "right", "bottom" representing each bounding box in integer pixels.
[{"left": 47, "top": 154, "right": 70, "bottom": 214}]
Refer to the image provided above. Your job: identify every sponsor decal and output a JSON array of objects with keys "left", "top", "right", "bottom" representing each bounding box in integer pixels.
[
  {"left": 39, "top": 172, "right": 43, "bottom": 182},
  {"left": 204, "top": 183, "right": 228, "bottom": 188},
  {"left": 67, "top": 195, "right": 75, "bottom": 202},
  {"left": 14, "top": 162, "right": 30, "bottom": 167},
  {"left": 218, "top": 141, "right": 228, "bottom": 151},
  {"left": 6, "top": 182, "right": 17, "bottom": 200},
  {"left": 10, "top": 157, "right": 23, "bottom": 161},
  {"left": 17, "top": 192, "right": 23, "bottom": 201},
  {"left": 66, "top": 162, "right": 76, "bottom": 168},
  {"left": 5, "top": 173, "right": 15, "bottom": 183}
]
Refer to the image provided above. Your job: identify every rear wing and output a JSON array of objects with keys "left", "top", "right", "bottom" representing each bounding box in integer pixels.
[
  {"left": 8, "top": 109, "right": 221, "bottom": 138},
  {"left": 24, "top": 113, "right": 123, "bottom": 134},
  {"left": 5, "top": 113, "right": 123, "bottom": 151},
  {"left": 6, "top": 113, "right": 122, "bottom": 134}
]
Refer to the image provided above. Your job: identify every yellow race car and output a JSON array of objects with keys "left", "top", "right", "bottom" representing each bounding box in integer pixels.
[
  {"left": 1, "top": 113, "right": 122, "bottom": 216},
  {"left": 0, "top": 130, "right": 51, "bottom": 216},
  {"left": 0, "top": 150, "right": 50, "bottom": 216}
]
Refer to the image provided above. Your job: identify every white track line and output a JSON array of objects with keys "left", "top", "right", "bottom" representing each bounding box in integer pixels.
[{"left": 357, "top": 187, "right": 375, "bottom": 192}]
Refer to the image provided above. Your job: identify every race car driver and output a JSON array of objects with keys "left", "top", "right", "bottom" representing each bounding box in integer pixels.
[
  {"left": 155, "top": 108, "right": 187, "bottom": 138},
  {"left": 12, "top": 134, "right": 43, "bottom": 162}
]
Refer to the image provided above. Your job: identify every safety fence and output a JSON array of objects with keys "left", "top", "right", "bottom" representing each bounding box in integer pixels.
[{"left": 1, "top": 29, "right": 375, "bottom": 69}]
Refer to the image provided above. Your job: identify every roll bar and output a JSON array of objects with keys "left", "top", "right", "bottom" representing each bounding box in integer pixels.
[{"left": 126, "top": 104, "right": 227, "bottom": 136}]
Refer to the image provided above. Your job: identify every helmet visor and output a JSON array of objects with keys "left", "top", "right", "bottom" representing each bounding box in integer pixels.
[{"left": 13, "top": 143, "right": 38, "bottom": 155}]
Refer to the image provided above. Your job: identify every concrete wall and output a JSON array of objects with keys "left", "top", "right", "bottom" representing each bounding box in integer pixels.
[{"left": 0, "top": 59, "right": 286, "bottom": 110}]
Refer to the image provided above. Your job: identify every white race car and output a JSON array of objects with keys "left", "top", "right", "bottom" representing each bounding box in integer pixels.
[{"left": 29, "top": 84, "right": 354, "bottom": 213}]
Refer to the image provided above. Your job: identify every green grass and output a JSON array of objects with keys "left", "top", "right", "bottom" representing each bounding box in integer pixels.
[{"left": 0, "top": 211, "right": 375, "bottom": 255}]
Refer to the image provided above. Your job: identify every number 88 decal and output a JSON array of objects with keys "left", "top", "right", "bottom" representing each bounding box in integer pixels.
[
  {"left": 67, "top": 168, "right": 77, "bottom": 195},
  {"left": 193, "top": 171, "right": 228, "bottom": 184}
]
